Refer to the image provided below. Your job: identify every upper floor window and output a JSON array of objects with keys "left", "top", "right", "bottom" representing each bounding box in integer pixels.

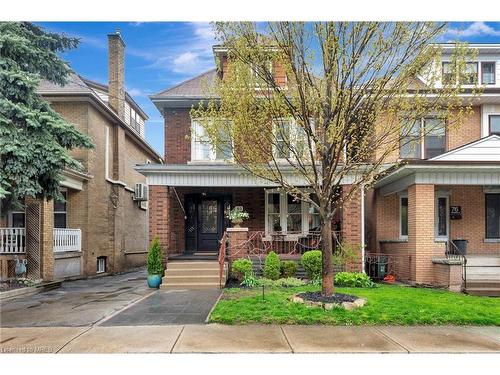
[
  {"left": 489, "top": 115, "right": 500, "bottom": 136},
  {"left": 191, "top": 120, "right": 233, "bottom": 162},
  {"left": 442, "top": 61, "right": 479, "bottom": 85},
  {"left": 460, "top": 62, "right": 478, "bottom": 85},
  {"left": 273, "top": 119, "right": 309, "bottom": 161},
  {"left": 481, "top": 62, "right": 496, "bottom": 85},
  {"left": 399, "top": 117, "right": 446, "bottom": 159}
]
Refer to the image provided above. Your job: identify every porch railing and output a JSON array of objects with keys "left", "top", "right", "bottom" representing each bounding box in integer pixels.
[
  {"left": 0, "top": 228, "right": 26, "bottom": 254},
  {"left": 53, "top": 228, "right": 82, "bottom": 253}
]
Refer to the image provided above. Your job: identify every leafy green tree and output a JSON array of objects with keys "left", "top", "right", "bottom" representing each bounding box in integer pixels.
[
  {"left": 0, "top": 22, "right": 93, "bottom": 209},
  {"left": 193, "top": 22, "right": 477, "bottom": 296}
]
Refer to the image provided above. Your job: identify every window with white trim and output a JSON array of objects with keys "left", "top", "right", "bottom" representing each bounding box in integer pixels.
[
  {"left": 273, "top": 119, "right": 309, "bottom": 160},
  {"left": 265, "top": 190, "right": 318, "bottom": 234},
  {"left": 435, "top": 193, "right": 449, "bottom": 240},
  {"left": 191, "top": 120, "right": 233, "bottom": 161},
  {"left": 399, "top": 117, "right": 446, "bottom": 159},
  {"left": 399, "top": 194, "right": 408, "bottom": 240},
  {"left": 97, "top": 256, "right": 107, "bottom": 274},
  {"left": 54, "top": 190, "right": 67, "bottom": 229}
]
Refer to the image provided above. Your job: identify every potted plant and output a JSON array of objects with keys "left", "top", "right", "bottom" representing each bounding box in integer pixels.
[
  {"left": 226, "top": 207, "right": 249, "bottom": 227},
  {"left": 146, "top": 237, "right": 164, "bottom": 288}
]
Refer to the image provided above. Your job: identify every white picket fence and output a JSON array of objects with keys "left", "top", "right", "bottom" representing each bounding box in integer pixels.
[
  {"left": 53, "top": 228, "right": 82, "bottom": 252},
  {"left": 0, "top": 228, "right": 26, "bottom": 254}
]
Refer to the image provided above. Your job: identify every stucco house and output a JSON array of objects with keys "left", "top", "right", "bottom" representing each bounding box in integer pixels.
[
  {"left": 0, "top": 30, "right": 162, "bottom": 282},
  {"left": 138, "top": 43, "right": 500, "bottom": 294}
]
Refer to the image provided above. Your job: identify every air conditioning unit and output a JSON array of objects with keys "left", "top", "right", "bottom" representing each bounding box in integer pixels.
[{"left": 134, "top": 183, "right": 148, "bottom": 201}]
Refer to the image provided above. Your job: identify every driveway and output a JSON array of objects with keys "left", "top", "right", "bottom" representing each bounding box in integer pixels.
[{"left": 0, "top": 270, "right": 221, "bottom": 327}]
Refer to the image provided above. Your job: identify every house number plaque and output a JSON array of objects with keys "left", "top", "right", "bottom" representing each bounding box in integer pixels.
[{"left": 450, "top": 206, "right": 462, "bottom": 220}]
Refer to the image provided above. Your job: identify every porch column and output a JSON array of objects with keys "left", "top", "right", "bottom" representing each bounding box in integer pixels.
[
  {"left": 408, "top": 184, "right": 435, "bottom": 284},
  {"left": 148, "top": 185, "right": 170, "bottom": 266},
  {"left": 341, "top": 185, "right": 362, "bottom": 272},
  {"left": 25, "top": 197, "right": 54, "bottom": 281},
  {"left": 227, "top": 227, "right": 248, "bottom": 261}
]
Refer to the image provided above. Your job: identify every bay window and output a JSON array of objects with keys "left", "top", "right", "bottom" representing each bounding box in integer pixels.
[
  {"left": 486, "top": 194, "right": 500, "bottom": 239},
  {"left": 481, "top": 62, "right": 495, "bottom": 85},
  {"left": 265, "top": 190, "right": 318, "bottom": 234}
]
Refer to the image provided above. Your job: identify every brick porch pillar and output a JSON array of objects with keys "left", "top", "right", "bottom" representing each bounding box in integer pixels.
[
  {"left": 408, "top": 184, "right": 435, "bottom": 284},
  {"left": 227, "top": 227, "right": 248, "bottom": 262},
  {"left": 25, "top": 197, "right": 54, "bottom": 281},
  {"left": 148, "top": 185, "right": 170, "bottom": 266},
  {"left": 341, "top": 185, "right": 362, "bottom": 272}
]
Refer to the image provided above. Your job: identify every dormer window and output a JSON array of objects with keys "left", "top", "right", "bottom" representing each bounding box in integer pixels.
[
  {"left": 442, "top": 62, "right": 454, "bottom": 85},
  {"left": 459, "top": 62, "right": 478, "bottom": 85},
  {"left": 481, "top": 62, "right": 496, "bottom": 85},
  {"left": 442, "top": 61, "right": 479, "bottom": 85}
]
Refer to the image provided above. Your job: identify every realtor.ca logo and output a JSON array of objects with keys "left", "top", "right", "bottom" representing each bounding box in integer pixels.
[{"left": 1, "top": 346, "right": 55, "bottom": 353}]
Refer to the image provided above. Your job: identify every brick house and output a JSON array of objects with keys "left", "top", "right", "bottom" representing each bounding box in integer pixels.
[
  {"left": 140, "top": 43, "right": 500, "bottom": 292},
  {"left": 0, "top": 30, "right": 162, "bottom": 282}
]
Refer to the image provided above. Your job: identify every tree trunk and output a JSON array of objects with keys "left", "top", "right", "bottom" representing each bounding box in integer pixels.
[{"left": 321, "top": 217, "right": 334, "bottom": 296}]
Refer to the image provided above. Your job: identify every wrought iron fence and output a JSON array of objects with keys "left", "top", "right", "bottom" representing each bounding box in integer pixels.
[{"left": 364, "top": 252, "right": 411, "bottom": 282}]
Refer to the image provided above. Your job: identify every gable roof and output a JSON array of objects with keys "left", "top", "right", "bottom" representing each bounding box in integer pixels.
[
  {"left": 150, "top": 69, "right": 217, "bottom": 99},
  {"left": 430, "top": 135, "right": 500, "bottom": 162}
]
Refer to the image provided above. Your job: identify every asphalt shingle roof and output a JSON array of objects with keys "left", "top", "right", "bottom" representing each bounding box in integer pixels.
[{"left": 151, "top": 69, "right": 217, "bottom": 98}]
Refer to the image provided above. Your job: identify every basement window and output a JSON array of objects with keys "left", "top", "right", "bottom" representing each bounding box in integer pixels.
[{"left": 97, "top": 256, "right": 107, "bottom": 274}]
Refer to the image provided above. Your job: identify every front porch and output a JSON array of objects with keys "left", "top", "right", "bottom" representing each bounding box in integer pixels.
[
  {"left": 374, "top": 163, "right": 500, "bottom": 292},
  {"left": 148, "top": 185, "right": 363, "bottom": 268}
]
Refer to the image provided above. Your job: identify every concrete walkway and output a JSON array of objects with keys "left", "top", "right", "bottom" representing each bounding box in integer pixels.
[{"left": 1, "top": 325, "right": 499, "bottom": 353}]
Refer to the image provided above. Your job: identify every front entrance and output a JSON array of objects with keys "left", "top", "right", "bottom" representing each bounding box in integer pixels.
[{"left": 185, "top": 194, "right": 231, "bottom": 253}]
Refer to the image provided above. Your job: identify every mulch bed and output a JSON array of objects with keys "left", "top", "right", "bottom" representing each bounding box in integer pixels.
[{"left": 297, "top": 291, "right": 358, "bottom": 304}]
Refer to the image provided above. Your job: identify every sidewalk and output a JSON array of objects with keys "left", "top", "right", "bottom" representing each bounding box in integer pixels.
[{"left": 1, "top": 325, "right": 499, "bottom": 353}]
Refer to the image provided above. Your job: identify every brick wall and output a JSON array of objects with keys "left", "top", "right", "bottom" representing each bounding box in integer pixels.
[
  {"left": 447, "top": 106, "right": 481, "bottom": 151},
  {"left": 164, "top": 108, "right": 191, "bottom": 163}
]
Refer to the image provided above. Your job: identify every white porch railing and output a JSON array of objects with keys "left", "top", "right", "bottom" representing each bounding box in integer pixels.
[
  {"left": 53, "top": 228, "right": 81, "bottom": 253},
  {"left": 0, "top": 228, "right": 26, "bottom": 254}
]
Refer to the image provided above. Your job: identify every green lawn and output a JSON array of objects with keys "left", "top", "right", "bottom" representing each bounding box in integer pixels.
[{"left": 209, "top": 284, "right": 500, "bottom": 325}]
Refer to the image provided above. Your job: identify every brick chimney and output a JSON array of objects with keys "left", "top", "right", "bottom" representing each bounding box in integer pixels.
[{"left": 108, "top": 29, "right": 125, "bottom": 120}]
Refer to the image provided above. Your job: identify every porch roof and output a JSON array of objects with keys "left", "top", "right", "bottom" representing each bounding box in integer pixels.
[
  {"left": 135, "top": 163, "right": 360, "bottom": 187},
  {"left": 375, "top": 162, "right": 500, "bottom": 196}
]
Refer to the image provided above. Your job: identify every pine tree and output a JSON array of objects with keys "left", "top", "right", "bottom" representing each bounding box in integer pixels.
[{"left": 0, "top": 22, "right": 93, "bottom": 209}]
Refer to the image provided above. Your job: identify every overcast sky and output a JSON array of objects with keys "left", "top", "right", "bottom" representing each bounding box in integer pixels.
[{"left": 38, "top": 21, "right": 500, "bottom": 156}]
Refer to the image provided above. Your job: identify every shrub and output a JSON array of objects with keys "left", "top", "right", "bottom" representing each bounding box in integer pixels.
[
  {"left": 334, "top": 272, "right": 377, "bottom": 288},
  {"left": 332, "top": 243, "right": 359, "bottom": 267},
  {"left": 301, "top": 250, "right": 322, "bottom": 281},
  {"left": 274, "top": 277, "right": 305, "bottom": 287},
  {"left": 264, "top": 251, "right": 281, "bottom": 280},
  {"left": 231, "top": 259, "right": 253, "bottom": 281},
  {"left": 147, "top": 237, "right": 164, "bottom": 275},
  {"left": 240, "top": 275, "right": 260, "bottom": 288},
  {"left": 280, "top": 260, "right": 297, "bottom": 278}
]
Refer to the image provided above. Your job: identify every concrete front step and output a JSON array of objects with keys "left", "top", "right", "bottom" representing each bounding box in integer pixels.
[
  {"left": 167, "top": 261, "right": 220, "bottom": 270},
  {"left": 165, "top": 268, "right": 222, "bottom": 276},
  {"left": 466, "top": 256, "right": 500, "bottom": 266},
  {"left": 160, "top": 281, "right": 224, "bottom": 290},
  {"left": 162, "top": 275, "right": 221, "bottom": 284}
]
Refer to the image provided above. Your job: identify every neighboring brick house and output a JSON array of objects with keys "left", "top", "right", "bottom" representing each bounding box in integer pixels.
[
  {"left": 0, "top": 30, "right": 162, "bottom": 281},
  {"left": 139, "top": 43, "right": 500, "bottom": 292}
]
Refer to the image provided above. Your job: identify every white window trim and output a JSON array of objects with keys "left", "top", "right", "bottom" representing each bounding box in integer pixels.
[
  {"left": 272, "top": 118, "right": 314, "bottom": 162},
  {"left": 434, "top": 191, "right": 450, "bottom": 241},
  {"left": 190, "top": 119, "right": 234, "bottom": 162},
  {"left": 97, "top": 257, "right": 106, "bottom": 274},
  {"left": 399, "top": 192, "right": 408, "bottom": 241},
  {"left": 264, "top": 189, "right": 315, "bottom": 236},
  {"left": 399, "top": 116, "right": 446, "bottom": 160}
]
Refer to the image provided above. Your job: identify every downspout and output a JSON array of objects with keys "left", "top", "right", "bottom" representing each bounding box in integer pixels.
[{"left": 361, "top": 184, "right": 366, "bottom": 274}]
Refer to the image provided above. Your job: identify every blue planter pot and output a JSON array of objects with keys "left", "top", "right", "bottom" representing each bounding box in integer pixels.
[{"left": 147, "top": 274, "right": 162, "bottom": 289}]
